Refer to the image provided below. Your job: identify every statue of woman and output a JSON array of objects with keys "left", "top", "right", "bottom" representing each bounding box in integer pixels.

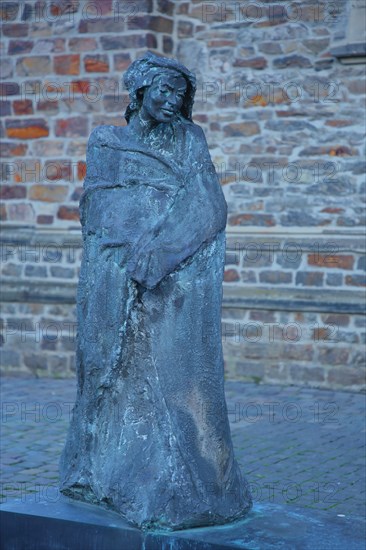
[{"left": 59, "top": 52, "right": 252, "bottom": 530}]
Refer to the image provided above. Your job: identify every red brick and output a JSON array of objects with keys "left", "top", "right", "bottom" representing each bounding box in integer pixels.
[
  {"left": 55, "top": 117, "right": 88, "bottom": 137},
  {"left": 193, "top": 114, "right": 208, "bottom": 123},
  {"left": 44, "top": 160, "right": 72, "bottom": 181},
  {"left": 2, "top": 23, "right": 29, "bottom": 37},
  {"left": 93, "top": 0, "right": 113, "bottom": 15},
  {"left": 6, "top": 119, "right": 49, "bottom": 139},
  {"left": 321, "top": 207, "right": 344, "bottom": 214},
  {"left": 224, "top": 269, "right": 240, "bottom": 282},
  {"left": 228, "top": 214, "right": 275, "bottom": 227},
  {"left": 128, "top": 15, "right": 173, "bottom": 33},
  {"left": 208, "top": 40, "right": 236, "bottom": 47},
  {"left": 233, "top": 57, "right": 267, "bottom": 70},
  {"left": 0, "top": 185, "right": 27, "bottom": 200},
  {"left": 113, "top": 53, "right": 131, "bottom": 71},
  {"left": 77, "top": 161, "right": 86, "bottom": 180},
  {"left": 36, "top": 100, "right": 59, "bottom": 114},
  {"left": 84, "top": 55, "right": 109, "bottom": 73},
  {"left": 274, "top": 55, "right": 312, "bottom": 69},
  {"left": 13, "top": 170, "right": 22, "bottom": 183},
  {"left": 313, "top": 327, "right": 330, "bottom": 341},
  {"left": 54, "top": 55, "right": 80, "bottom": 75},
  {"left": 13, "top": 99, "right": 33, "bottom": 115},
  {"left": 70, "top": 80, "right": 92, "bottom": 94},
  {"left": 157, "top": 0, "right": 173, "bottom": 16},
  {"left": 1, "top": 142, "right": 28, "bottom": 157},
  {"left": 0, "top": 204, "right": 7, "bottom": 220},
  {"left": 30, "top": 185, "right": 68, "bottom": 202},
  {"left": 8, "top": 40, "right": 33, "bottom": 55},
  {"left": 322, "top": 314, "right": 350, "bottom": 327},
  {"left": 300, "top": 146, "right": 358, "bottom": 157},
  {"left": 50, "top": 0, "right": 80, "bottom": 16},
  {"left": 329, "top": 146, "right": 358, "bottom": 157},
  {"left": 69, "top": 37, "right": 97, "bottom": 52},
  {"left": 282, "top": 344, "right": 313, "bottom": 361},
  {"left": 254, "top": 6, "right": 288, "bottom": 27},
  {"left": 325, "top": 119, "right": 355, "bottom": 128},
  {"left": 308, "top": 254, "right": 354, "bottom": 270},
  {"left": 37, "top": 215, "right": 53, "bottom": 224},
  {"left": 57, "top": 205, "right": 80, "bottom": 221}
]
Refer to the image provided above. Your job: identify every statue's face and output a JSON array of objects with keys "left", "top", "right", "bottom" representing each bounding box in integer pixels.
[{"left": 142, "top": 73, "right": 187, "bottom": 123}]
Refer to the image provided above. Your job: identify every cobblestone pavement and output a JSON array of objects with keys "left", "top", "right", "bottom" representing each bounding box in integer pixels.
[{"left": 1, "top": 377, "right": 365, "bottom": 520}]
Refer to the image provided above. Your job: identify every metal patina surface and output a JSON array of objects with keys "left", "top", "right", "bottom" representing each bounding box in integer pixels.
[{"left": 59, "top": 52, "right": 252, "bottom": 530}]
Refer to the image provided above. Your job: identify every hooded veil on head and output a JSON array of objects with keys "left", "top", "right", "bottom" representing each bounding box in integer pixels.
[{"left": 123, "top": 51, "right": 197, "bottom": 122}]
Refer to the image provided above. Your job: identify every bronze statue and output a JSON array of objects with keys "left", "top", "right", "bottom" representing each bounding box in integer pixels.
[{"left": 59, "top": 52, "right": 252, "bottom": 530}]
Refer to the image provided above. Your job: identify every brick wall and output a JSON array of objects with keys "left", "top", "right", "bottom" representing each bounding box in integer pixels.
[{"left": 1, "top": 1, "right": 365, "bottom": 390}]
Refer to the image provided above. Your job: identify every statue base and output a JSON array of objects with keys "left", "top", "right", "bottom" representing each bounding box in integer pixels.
[{"left": 1, "top": 496, "right": 364, "bottom": 549}]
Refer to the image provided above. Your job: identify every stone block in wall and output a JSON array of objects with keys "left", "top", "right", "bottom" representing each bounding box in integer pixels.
[
  {"left": 57, "top": 206, "right": 79, "bottom": 221},
  {"left": 16, "top": 55, "right": 51, "bottom": 76},
  {"left": 54, "top": 54, "right": 80, "bottom": 75},
  {"left": 84, "top": 55, "right": 109, "bottom": 73},
  {"left": 5, "top": 119, "right": 49, "bottom": 139},
  {"left": 8, "top": 40, "right": 34, "bottom": 55},
  {"left": 54, "top": 116, "right": 88, "bottom": 137},
  {"left": 13, "top": 99, "right": 34, "bottom": 114}
]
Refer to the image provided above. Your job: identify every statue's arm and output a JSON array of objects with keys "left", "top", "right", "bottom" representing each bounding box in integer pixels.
[
  {"left": 83, "top": 125, "right": 116, "bottom": 188},
  {"left": 126, "top": 127, "right": 227, "bottom": 289}
]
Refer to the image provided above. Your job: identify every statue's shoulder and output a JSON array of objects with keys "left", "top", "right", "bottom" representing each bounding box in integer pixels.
[
  {"left": 181, "top": 119, "right": 208, "bottom": 144},
  {"left": 88, "top": 124, "right": 126, "bottom": 148},
  {"left": 180, "top": 119, "right": 205, "bottom": 138},
  {"left": 180, "top": 119, "right": 210, "bottom": 154}
]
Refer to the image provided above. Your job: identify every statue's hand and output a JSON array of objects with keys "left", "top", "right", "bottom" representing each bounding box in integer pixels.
[
  {"left": 126, "top": 248, "right": 159, "bottom": 290},
  {"left": 127, "top": 241, "right": 176, "bottom": 289}
]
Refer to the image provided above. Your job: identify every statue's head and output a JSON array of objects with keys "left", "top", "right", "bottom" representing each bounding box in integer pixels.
[{"left": 123, "top": 51, "right": 196, "bottom": 124}]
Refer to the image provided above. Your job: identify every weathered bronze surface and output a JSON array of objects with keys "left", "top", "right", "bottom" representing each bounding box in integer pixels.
[{"left": 59, "top": 52, "right": 252, "bottom": 530}]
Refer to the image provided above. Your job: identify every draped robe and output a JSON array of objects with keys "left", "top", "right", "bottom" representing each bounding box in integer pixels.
[{"left": 59, "top": 118, "right": 252, "bottom": 529}]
